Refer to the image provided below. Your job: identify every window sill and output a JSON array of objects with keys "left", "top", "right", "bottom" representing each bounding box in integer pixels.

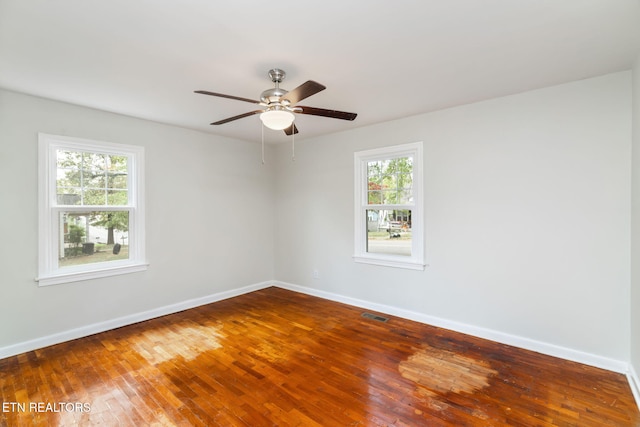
[
  {"left": 353, "top": 255, "right": 425, "bottom": 271},
  {"left": 36, "top": 262, "right": 149, "bottom": 287}
]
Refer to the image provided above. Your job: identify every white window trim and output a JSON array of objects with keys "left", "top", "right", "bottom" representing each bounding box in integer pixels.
[
  {"left": 37, "top": 133, "right": 147, "bottom": 286},
  {"left": 353, "top": 141, "right": 425, "bottom": 270}
]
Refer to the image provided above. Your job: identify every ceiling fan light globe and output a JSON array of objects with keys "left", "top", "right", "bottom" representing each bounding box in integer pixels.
[{"left": 260, "top": 110, "right": 295, "bottom": 130}]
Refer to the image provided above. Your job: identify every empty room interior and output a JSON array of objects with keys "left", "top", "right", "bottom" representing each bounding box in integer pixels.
[{"left": 2, "top": 1, "right": 640, "bottom": 425}]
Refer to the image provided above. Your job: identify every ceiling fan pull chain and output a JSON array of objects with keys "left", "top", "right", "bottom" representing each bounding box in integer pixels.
[
  {"left": 292, "top": 128, "right": 295, "bottom": 162},
  {"left": 261, "top": 123, "right": 265, "bottom": 165}
]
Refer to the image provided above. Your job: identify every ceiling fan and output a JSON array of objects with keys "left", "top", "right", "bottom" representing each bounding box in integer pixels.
[{"left": 195, "top": 68, "right": 357, "bottom": 135}]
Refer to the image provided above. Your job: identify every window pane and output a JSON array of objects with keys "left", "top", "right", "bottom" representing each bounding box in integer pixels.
[
  {"left": 398, "top": 190, "right": 413, "bottom": 204},
  {"left": 83, "top": 189, "right": 106, "bottom": 205},
  {"left": 366, "top": 156, "right": 413, "bottom": 206},
  {"left": 55, "top": 149, "right": 128, "bottom": 207},
  {"left": 108, "top": 173, "right": 128, "bottom": 189},
  {"left": 84, "top": 170, "right": 106, "bottom": 188},
  {"left": 108, "top": 155, "right": 128, "bottom": 173},
  {"left": 381, "top": 174, "right": 395, "bottom": 189},
  {"left": 57, "top": 189, "right": 81, "bottom": 205},
  {"left": 57, "top": 150, "right": 82, "bottom": 168},
  {"left": 367, "top": 176, "right": 382, "bottom": 204},
  {"left": 57, "top": 167, "right": 81, "bottom": 187},
  {"left": 366, "top": 209, "right": 412, "bottom": 256},
  {"left": 368, "top": 191, "right": 382, "bottom": 204},
  {"left": 58, "top": 211, "right": 130, "bottom": 268},
  {"left": 107, "top": 190, "right": 128, "bottom": 205},
  {"left": 367, "top": 161, "right": 382, "bottom": 177},
  {"left": 398, "top": 172, "right": 413, "bottom": 190},
  {"left": 382, "top": 190, "right": 398, "bottom": 204},
  {"left": 83, "top": 152, "right": 106, "bottom": 172}
]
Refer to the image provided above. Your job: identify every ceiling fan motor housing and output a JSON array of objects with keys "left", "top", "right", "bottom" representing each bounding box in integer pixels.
[
  {"left": 260, "top": 87, "right": 288, "bottom": 105},
  {"left": 261, "top": 68, "right": 289, "bottom": 105}
]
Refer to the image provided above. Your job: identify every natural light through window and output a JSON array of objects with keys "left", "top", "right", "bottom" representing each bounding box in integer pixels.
[
  {"left": 38, "top": 134, "right": 147, "bottom": 286},
  {"left": 354, "top": 142, "right": 424, "bottom": 270}
]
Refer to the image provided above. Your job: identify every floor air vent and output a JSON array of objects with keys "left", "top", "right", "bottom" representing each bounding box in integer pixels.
[{"left": 361, "top": 312, "right": 389, "bottom": 323}]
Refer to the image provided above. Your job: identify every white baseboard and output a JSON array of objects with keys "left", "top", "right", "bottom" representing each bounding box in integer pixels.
[
  {"left": 273, "top": 281, "right": 629, "bottom": 374},
  {"left": 0, "top": 281, "right": 272, "bottom": 360},
  {"left": 0, "top": 279, "right": 633, "bottom": 385}
]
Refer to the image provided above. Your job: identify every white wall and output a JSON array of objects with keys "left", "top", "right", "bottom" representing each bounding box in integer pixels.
[
  {"left": 275, "top": 72, "right": 632, "bottom": 365},
  {"left": 0, "top": 71, "right": 634, "bottom": 372},
  {"left": 631, "top": 55, "right": 640, "bottom": 389},
  {"left": 0, "top": 89, "right": 275, "bottom": 351}
]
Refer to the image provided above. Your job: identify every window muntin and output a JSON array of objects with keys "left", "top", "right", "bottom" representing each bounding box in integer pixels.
[
  {"left": 354, "top": 142, "right": 424, "bottom": 270},
  {"left": 38, "top": 134, "right": 146, "bottom": 286}
]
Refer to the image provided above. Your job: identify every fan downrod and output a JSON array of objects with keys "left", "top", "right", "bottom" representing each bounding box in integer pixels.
[{"left": 261, "top": 69, "right": 289, "bottom": 104}]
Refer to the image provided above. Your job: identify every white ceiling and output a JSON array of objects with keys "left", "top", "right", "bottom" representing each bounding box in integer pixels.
[{"left": 1, "top": 0, "right": 639, "bottom": 144}]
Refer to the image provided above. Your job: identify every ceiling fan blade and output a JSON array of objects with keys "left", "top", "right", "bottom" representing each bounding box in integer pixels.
[
  {"left": 282, "top": 81, "right": 326, "bottom": 105},
  {"left": 211, "top": 110, "right": 263, "bottom": 125},
  {"left": 296, "top": 106, "right": 357, "bottom": 121},
  {"left": 283, "top": 123, "right": 299, "bottom": 136},
  {"left": 195, "top": 90, "right": 261, "bottom": 105}
]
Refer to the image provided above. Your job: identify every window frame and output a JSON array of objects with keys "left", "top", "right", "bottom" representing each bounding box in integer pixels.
[
  {"left": 37, "top": 133, "right": 147, "bottom": 286},
  {"left": 353, "top": 141, "right": 425, "bottom": 270}
]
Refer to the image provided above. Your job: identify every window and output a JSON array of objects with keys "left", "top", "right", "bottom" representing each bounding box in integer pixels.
[
  {"left": 37, "top": 133, "right": 146, "bottom": 286},
  {"left": 354, "top": 142, "right": 424, "bottom": 270}
]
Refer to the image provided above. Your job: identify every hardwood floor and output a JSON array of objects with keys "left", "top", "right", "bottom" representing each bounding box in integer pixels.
[{"left": 1, "top": 287, "right": 638, "bottom": 426}]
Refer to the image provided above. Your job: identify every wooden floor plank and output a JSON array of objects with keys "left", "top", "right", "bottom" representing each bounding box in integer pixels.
[{"left": 1, "top": 287, "right": 638, "bottom": 426}]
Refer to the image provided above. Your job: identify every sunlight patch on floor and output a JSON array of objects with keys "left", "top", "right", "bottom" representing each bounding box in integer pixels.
[
  {"left": 399, "top": 345, "right": 498, "bottom": 396},
  {"left": 132, "top": 323, "right": 224, "bottom": 364}
]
